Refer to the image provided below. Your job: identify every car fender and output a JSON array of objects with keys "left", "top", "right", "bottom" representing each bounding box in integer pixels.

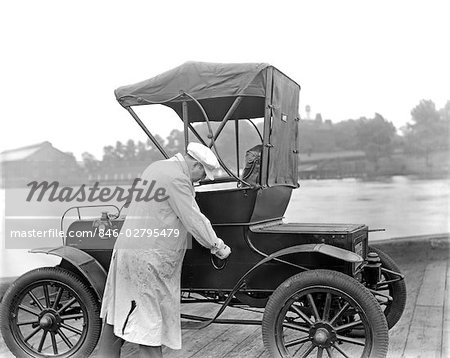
[
  {"left": 269, "top": 243, "right": 363, "bottom": 264},
  {"left": 245, "top": 243, "right": 363, "bottom": 279},
  {"left": 30, "top": 246, "right": 107, "bottom": 300}
]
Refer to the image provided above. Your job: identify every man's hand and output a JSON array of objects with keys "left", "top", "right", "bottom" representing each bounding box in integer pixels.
[
  {"left": 211, "top": 238, "right": 232, "bottom": 260},
  {"left": 215, "top": 244, "right": 231, "bottom": 260}
]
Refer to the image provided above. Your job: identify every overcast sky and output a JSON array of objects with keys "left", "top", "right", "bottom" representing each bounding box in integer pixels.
[{"left": 1, "top": 0, "right": 449, "bottom": 159}]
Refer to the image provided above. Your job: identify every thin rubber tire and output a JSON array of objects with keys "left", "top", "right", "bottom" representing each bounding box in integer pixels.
[
  {"left": 262, "top": 269, "right": 389, "bottom": 358},
  {"left": 0, "top": 267, "right": 101, "bottom": 358},
  {"left": 369, "top": 246, "right": 407, "bottom": 329}
]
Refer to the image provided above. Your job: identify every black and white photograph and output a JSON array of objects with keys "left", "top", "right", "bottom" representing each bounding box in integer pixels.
[{"left": 0, "top": 1, "right": 449, "bottom": 357}]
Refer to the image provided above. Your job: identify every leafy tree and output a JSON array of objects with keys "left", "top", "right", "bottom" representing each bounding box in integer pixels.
[
  {"left": 439, "top": 100, "right": 450, "bottom": 149},
  {"left": 333, "top": 119, "right": 360, "bottom": 151},
  {"left": 299, "top": 119, "right": 336, "bottom": 153},
  {"left": 145, "top": 135, "right": 166, "bottom": 161},
  {"left": 136, "top": 141, "right": 148, "bottom": 161},
  {"left": 165, "top": 129, "right": 185, "bottom": 156},
  {"left": 355, "top": 114, "right": 396, "bottom": 171},
  {"left": 81, "top": 152, "right": 100, "bottom": 172},
  {"left": 124, "top": 139, "right": 136, "bottom": 162},
  {"left": 102, "top": 145, "right": 117, "bottom": 166},
  {"left": 114, "top": 141, "right": 126, "bottom": 161},
  {"left": 440, "top": 100, "right": 450, "bottom": 122},
  {"left": 403, "top": 99, "right": 448, "bottom": 166}
]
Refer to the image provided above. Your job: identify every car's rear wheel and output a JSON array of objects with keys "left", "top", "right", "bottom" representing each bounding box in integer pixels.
[
  {"left": 0, "top": 267, "right": 101, "bottom": 358},
  {"left": 262, "top": 269, "right": 389, "bottom": 358},
  {"left": 368, "top": 246, "right": 407, "bottom": 329}
]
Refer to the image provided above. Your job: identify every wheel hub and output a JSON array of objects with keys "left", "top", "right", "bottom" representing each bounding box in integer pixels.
[
  {"left": 313, "top": 328, "right": 329, "bottom": 344},
  {"left": 38, "top": 310, "right": 60, "bottom": 331},
  {"left": 39, "top": 314, "right": 54, "bottom": 328},
  {"left": 309, "top": 322, "right": 336, "bottom": 348}
]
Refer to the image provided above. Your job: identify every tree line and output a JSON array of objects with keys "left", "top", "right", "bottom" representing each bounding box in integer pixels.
[{"left": 82, "top": 99, "right": 449, "bottom": 174}]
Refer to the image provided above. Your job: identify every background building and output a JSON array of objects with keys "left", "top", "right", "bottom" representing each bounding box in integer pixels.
[{"left": 0, "top": 142, "right": 84, "bottom": 187}]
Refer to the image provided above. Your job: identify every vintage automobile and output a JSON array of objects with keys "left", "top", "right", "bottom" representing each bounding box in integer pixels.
[{"left": 0, "top": 62, "right": 406, "bottom": 358}]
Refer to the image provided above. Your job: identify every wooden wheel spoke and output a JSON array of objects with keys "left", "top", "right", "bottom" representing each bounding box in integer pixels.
[
  {"left": 283, "top": 322, "right": 310, "bottom": 333},
  {"left": 43, "top": 284, "right": 51, "bottom": 308},
  {"left": 17, "top": 319, "right": 39, "bottom": 326},
  {"left": 329, "top": 302, "right": 350, "bottom": 325},
  {"left": 24, "top": 326, "right": 42, "bottom": 342},
  {"left": 322, "top": 293, "right": 332, "bottom": 321},
  {"left": 332, "top": 343, "right": 351, "bottom": 358},
  {"left": 37, "top": 330, "right": 48, "bottom": 353},
  {"left": 317, "top": 347, "right": 324, "bottom": 358},
  {"left": 292, "top": 342, "right": 305, "bottom": 357},
  {"left": 52, "top": 287, "right": 64, "bottom": 309},
  {"left": 326, "top": 347, "right": 334, "bottom": 357},
  {"left": 335, "top": 319, "right": 363, "bottom": 332},
  {"left": 289, "top": 304, "right": 314, "bottom": 326},
  {"left": 28, "top": 291, "right": 45, "bottom": 311},
  {"left": 58, "top": 297, "right": 77, "bottom": 314},
  {"left": 18, "top": 304, "right": 40, "bottom": 316},
  {"left": 285, "top": 335, "right": 311, "bottom": 348},
  {"left": 50, "top": 331, "right": 58, "bottom": 354},
  {"left": 307, "top": 294, "right": 321, "bottom": 321},
  {"left": 57, "top": 328, "right": 73, "bottom": 348},
  {"left": 61, "top": 323, "right": 83, "bottom": 335},
  {"left": 60, "top": 313, "right": 84, "bottom": 320},
  {"left": 336, "top": 334, "right": 365, "bottom": 346},
  {"left": 299, "top": 342, "right": 316, "bottom": 358}
]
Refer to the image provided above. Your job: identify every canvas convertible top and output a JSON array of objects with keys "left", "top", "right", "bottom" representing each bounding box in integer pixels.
[
  {"left": 115, "top": 62, "right": 271, "bottom": 105},
  {"left": 115, "top": 61, "right": 300, "bottom": 123}
]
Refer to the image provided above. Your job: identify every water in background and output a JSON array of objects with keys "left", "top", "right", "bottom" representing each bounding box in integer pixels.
[
  {"left": 285, "top": 176, "right": 449, "bottom": 240},
  {"left": 1, "top": 176, "right": 449, "bottom": 277}
]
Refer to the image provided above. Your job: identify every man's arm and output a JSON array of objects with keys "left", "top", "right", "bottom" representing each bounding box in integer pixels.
[{"left": 166, "top": 176, "right": 226, "bottom": 252}]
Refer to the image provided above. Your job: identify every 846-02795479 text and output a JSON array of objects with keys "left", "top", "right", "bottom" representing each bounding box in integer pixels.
[{"left": 96, "top": 227, "right": 180, "bottom": 239}]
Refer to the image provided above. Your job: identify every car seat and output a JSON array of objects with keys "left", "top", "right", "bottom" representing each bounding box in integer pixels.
[{"left": 241, "top": 144, "right": 263, "bottom": 186}]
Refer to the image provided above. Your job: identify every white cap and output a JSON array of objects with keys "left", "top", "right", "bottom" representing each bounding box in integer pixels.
[{"left": 187, "top": 142, "right": 220, "bottom": 180}]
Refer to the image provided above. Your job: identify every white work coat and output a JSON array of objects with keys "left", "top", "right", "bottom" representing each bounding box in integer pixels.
[{"left": 100, "top": 153, "right": 221, "bottom": 349}]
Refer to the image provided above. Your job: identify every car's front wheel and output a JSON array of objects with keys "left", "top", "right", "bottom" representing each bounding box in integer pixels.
[
  {"left": 262, "top": 269, "right": 389, "bottom": 358},
  {"left": 0, "top": 267, "right": 101, "bottom": 358}
]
